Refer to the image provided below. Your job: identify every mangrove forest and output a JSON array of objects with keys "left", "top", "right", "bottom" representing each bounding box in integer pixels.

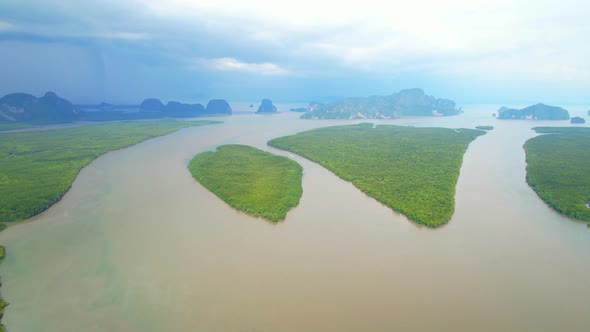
[
  {"left": 268, "top": 123, "right": 485, "bottom": 227},
  {"left": 0, "top": 119, "right": 221, "bottom": 222},
  {"left": 188, "top": 144, "right": 303, "bottom": 221},
  {"left": 524, "top": 126, "right": 590, "bottom": 222}
]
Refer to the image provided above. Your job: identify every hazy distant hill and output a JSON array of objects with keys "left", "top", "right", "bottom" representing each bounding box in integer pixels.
[
  {"left": 570, "top": 116, "right": 585, "bottom": 124},
  {"left": 0, "top": 91, "right": 236, "bottom": 124},
  {"left": 0, "top": 92, "right": 78, "bottom": 124},
  {"left": 140, "top": 98, "right": 165, "bottom": 112},
  {"left": 80, "top": 98, "right": 231, "bottom": 121},
  {"left": 140, "top": 98, "right": 207, "bottom": 113},
  {"left": 205, "top": 99, "right": 232, "bottom": 115},
  {"left": 301, "top": 88, "right": 461, "bottom": 119},
  {"left": 166, "top": 101, "right": 206, "bottom": 113},
  {"left": 496, "top": 103, "right": 570, "bottom": 120},
  {"left": 256, "top": 99, "right": 278, "bottom": 113}
]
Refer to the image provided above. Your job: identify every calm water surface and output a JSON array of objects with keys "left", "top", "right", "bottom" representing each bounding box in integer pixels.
[{"left": 1, "top": 106, "right": 589, "bottom": 331}]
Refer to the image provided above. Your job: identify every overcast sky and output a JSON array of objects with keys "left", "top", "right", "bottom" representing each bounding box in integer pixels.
[{"left": 0, "top": 0, "right": 588, "bottom": 104}]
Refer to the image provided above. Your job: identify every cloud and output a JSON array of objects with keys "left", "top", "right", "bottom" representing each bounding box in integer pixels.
[
  {"left": 142, "top": 0, "right": 590, "bottom": 81},
  {"left": 92, "top": 31, "right": 150, "bottom": 40},
  {"left": 195, "top": 57, "right": 291, "bottom": 76},
  {"left": 0, "top": 0, "right": 588, "bottom": 103},
  {"left": 0, "top": 21, "right": 15, "bottom": 31}
]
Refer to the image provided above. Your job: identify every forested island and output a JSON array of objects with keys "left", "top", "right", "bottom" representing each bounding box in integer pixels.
[
  {"left": 496, "top": 104, "right": 570, "bottom": 120},
  {"left": 475, "top": 126, "right": 494, "bottom": 130},
  {"left": 570, "top": 117, "right": 585, "bottom": 124},
  {"left": 0, "top": 119, "right": 221, "bottom": 222},
  {"left": 300, "top": 88, "right": 462, "bottom": 119},
  {"left": 188, "top": 145, "right": 302, "bottom": 221},
  {"left": 524, "top": 127, "right": 590, "bottom": 222},
  {"left": 268, "top": 124, "right": 485, "bottom": 226}
]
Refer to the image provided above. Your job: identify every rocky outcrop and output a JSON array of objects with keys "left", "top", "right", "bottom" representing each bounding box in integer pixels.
[
  {"left": 256, "top": 99, "right": 277, "bottom": 113},
  {"left": 0, "top": 92, "right": 78, "bottom": 123},
  {"left": 0, "top": 92, "right": 233, "bottom": 123},
  {"left": 165, "top": 101, "right": 205, "bottom": 113},
  {"left": 205, "top": 99, "right": 232, "bottom": 115},
  {"left": 570, "top": 116, "right": 586, "bottom": 124},
  {"left": 140, "top": 99, "right": 207, "bottom": 113},
  {"left": 497, "top": 103, "right": 570, "bottom": 120},
  {"left": 140, "top": 98, "right": 165, "bottom": 112},
  {"left": 301, "top": 88, "right": 461, "bottom": 119}
]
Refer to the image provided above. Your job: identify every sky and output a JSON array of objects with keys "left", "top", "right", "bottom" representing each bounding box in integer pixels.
[{"left": 0, "top": 0, "right": 588, "bottom": 105}]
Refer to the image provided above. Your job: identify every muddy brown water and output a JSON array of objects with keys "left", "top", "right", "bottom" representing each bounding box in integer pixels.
[{"left": 1, "top": 107, "right": 589, "bottom": 331}]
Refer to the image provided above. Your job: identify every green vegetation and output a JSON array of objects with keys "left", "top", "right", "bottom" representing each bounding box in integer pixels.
[
  {"left": 0, "top": 119, "right": 221, "bottom": 222},
  {"left": 475, "top": 125, "right": 494, "bottom": 130},
  {"left": 524, "top": 127, "right": 590, "bottom": 221},
  {"left": 268, "top": 124, "right": 485, "bottom": 227},
  {"left": 188, "top": 145, "right": 303, "bottom": 221}
]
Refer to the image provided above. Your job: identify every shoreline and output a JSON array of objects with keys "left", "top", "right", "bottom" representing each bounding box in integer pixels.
[{"left": 1, "top": 120, "right": 222, "bottom": 224}]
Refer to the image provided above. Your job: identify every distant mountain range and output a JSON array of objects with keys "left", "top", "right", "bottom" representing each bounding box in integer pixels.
[
  {"left": 139, "top": 98, "right": 232, "bottom": 115},
  {"left": 0, "top": 92, "right": 78, "bottom": 124},
  {"left": 0, "top": 92, "right": 232, "bottom": 124},
  {"left": 2, "top": 90, "right": 577, "bottom": 125},
  {"left": 301, "top": 88, "right": 462, "bottom": 119}
]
